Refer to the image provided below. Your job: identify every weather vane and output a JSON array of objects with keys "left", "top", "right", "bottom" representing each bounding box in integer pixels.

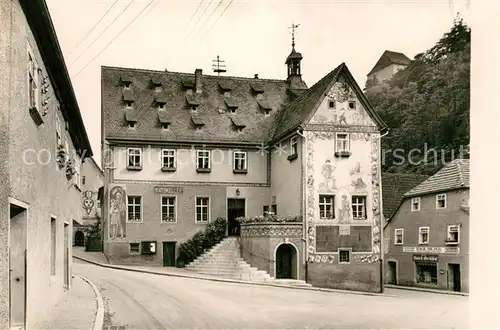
[{"left": 289, "top": 21, "right": 300, "bottom": 49}]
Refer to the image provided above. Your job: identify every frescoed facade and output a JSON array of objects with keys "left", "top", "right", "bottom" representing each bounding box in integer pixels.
[
  {"left": 0, "top": 0, "right": 93, "bottom": 328},
  {"left": 101, "top": 41, "right": 388, "bottom": 291}
]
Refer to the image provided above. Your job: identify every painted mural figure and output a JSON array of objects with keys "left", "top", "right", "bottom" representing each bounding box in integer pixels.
[
  {"left": 338, "top": 109, "right": 348, "bottom": 125},
  {"left": 319, "top": 159, "right": 336, "bottom": 191},
  {"left": 109, "top": 186, "right": 126, "bottom": 239},
  {"left": 83, "top": 191, "right": 95, "bottom": 216},
  {"left": 338, "top": 195, "right": 351, "bottom": 223}
]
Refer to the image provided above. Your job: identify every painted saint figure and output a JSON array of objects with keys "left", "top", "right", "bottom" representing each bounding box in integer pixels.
[
  {"left": 320, "top": 159, "right": 336, "bottom": 191},
  {"left": 109, "top": 186, "right": 126, "bottom": 239},
  {"left": 338, "top": 195, "right": 352, "bottom": 223}
]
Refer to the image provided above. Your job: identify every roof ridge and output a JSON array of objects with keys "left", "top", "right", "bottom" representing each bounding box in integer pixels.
[{"left": 101, "top": 65, "right": 287, "bottom": 83}]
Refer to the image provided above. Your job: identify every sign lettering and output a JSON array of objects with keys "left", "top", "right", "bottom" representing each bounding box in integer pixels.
[
  {"left": 154, "top": 187, "right": 183, "bottom": 194},
  {"left": 412, "top": 254, "right": 438, "bottom": 262},
  {"left": 403, "top": 246, "right": 460, "bottom": 254}
]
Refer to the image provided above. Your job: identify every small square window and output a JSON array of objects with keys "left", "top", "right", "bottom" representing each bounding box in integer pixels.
[
  {"left": 130, "top": 243, "right": 140, "bottom": 253},
  {"left": 411, "top": 197, "right": 421, "bottom": 212},
  {"left": 231, "top": 108, "right": 236, "bottom": 114},
  {"left": 436, "top": 194, "right": 446, "bottom": 209},
  {"left": 265, "top": 109, "right": 271, "bottom": 116},
  {"left": 339, "top": 249, "right": 351, "bottom": 263},
  {"left": 141, "top": 241, "right": 156, "bottom": 255},
  {"left": 124, "top": 82, "right": 131, "bottom": 88},
  {"left": 128, "top": 122, "right": 136, "bottom": 129},
  {"left": 158, "top": 103, "right": 165, "bottom": 110},
  {"left": 348, "top": 101, "right": 356, "bottom": 110},
  {"left": 418, "top": 227, "right": 429, "bottom": 244},
  {"left": 328, "top": 99, "right": 336, "bottom": 109},
  {"left": 394, "top": 229, "right": 404, "bottom": 245},
  {"left": 162, "top": 123, "right": 169, "bottom": 130},
  {"left": 126, "top": 101, "right": 133, "bottom": 107}
]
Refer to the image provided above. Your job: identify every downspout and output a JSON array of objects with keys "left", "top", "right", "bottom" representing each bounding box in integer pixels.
[
  {"left": 296, "top": 129, "right": 307, "bottom": 281},
  {"left": 377, "top": 128, "right": 389, "bottom": 293}
]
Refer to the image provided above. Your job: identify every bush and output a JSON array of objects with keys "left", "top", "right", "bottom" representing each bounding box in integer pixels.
[
  {"left": 176, "top": 217, "right": 227, "bottom": 267},
  {"left": 84, "top": 221, "right": 103, "bottom": 251}
]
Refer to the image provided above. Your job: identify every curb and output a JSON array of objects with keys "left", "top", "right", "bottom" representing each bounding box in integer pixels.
[
  {"left": 384, "top": 284, "right": 469, "bottom": 296},
  {"left": 79, "top": 275, "right": 105, "bottom": 330},
  {"left": 73, "top": 255, "right": 399, "bottom": 298}
]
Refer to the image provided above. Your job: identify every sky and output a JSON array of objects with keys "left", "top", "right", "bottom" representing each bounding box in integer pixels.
[{"left": 45, "top": 0, "right": 471, "bottom": 165}]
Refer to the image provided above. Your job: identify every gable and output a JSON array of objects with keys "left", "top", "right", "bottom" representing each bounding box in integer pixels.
[{"left": 308, "top": 73, "right": 377, "bottom": 127}]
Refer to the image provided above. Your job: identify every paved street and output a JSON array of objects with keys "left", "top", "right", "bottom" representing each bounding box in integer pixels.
[{"left": 73, "top": 259, "right": 468, "bottom": 329}]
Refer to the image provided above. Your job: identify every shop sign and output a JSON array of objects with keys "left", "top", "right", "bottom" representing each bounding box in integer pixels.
[
  {"left": 403, "top": 246, "right": 460, "bottom": 254},
  {"left": 154, "top": 186, "right": 183, "bottom": 194},
  {"left": 412, "top": 254, "right": 438, "bottom": 262}
]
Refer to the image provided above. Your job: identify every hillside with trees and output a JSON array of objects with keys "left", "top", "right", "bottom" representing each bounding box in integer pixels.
[{"left": 365, "top": 17, "right": 470, "bottom": 175}]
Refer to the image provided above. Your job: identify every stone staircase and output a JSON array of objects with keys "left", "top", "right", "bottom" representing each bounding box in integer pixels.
[{"left": 185, "top": 237, "right": 312, "bottom": 288}]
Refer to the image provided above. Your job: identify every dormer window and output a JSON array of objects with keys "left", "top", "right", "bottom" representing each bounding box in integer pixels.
[
  {"left": 122, "top": 89, "right": 134, "bottom": 106},
  {"left": 120, "top": 74, "right": 133, "bottom": 87},
  {"left": 125, "top": 112, "right": 138, "bottom": 128},
  {"left": 158, "top": 103, "right": 165, "bottom": 110},
  {"left": 191, "top": 114, "right": 205, "bottom": 130},
  {"left": 186, "top": 94, "right": 200, "bottom": 111},
  {"left": 162, "top": 123, "right": 170, "bottom": 130},
  {"left": 231, "top": 108, "right": 236, "bottom": 114},
  {"left": 128, "top": 122, "right": 136, "bottom": 129},
  {"left": 265, "top": 109, "right": 271, "bottom": 116},
  {"left": 124, "top": 82, "right": 131, "bottom": 88},
  {"left": 182, "top": 78, "right": 195, "bottom": 90},
  {"left": 126, "top": 101, "right": 133, "bottom": 108},
  {"left": 257, "top": 99, "right": 272, "bottom": 114},
  {"left": 230, "top": 116, "right": 246, "bottom": 132},
  {"left": 250, "top": 83, "right": 265, "bottom": 94},
  {"left": 158, "top": 111, "right": 171, "bottom": 130}
]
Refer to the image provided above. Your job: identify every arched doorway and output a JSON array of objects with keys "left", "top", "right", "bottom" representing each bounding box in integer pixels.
[
  {"left": 74, "top": 231, "right": 85, "bottom": 246},
  {"left": 275, "top": 243, "right": 298, "bottom": 279}
]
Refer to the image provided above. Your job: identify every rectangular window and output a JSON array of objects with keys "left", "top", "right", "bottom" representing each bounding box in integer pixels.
[
  {"left": 74, "top": 160, "right": 81, "bottom": 187},
  {"left": 162, "top": 149, "right": 176, "bottom": 168},
  {"left": 50, "top": 217, "right": 56, "bottom": 276},
  {"left": 348, "top": 101, "right": 356, "bottom": 110},
  {"left": 436, "top": 194, "right": 447, "bottom": 209},
  {"left": 233, "top": 151, "right": 247, "bottom": 171},
  {"left": 263, "top": 205, "right": 269, "bottom": 215},
  {"left": 290, "top": 136, "right": 298, "bottom": 156},
  {"left": 336, "top": 133, "right": 350, "bottom": 152},
  {"left": 394, "top": 228, "right": 404, "bottom": 245},
  {"left": 351, "top": 196, "right": 367, "bottom": 220},
  {"left": 339, "top": 249, "right": 351, "bottom": 263},
  {"left": 319, "top": 195, "right": 335, "bottom": 219},
  {"left": 419, "top": 226, "right": 429, "bottom": 244},
  {"left": 161, "top": 196, "right": 176, "bottom": 223},
  {"left": 196, "top": 197, "right": 210, "bottom": 223},
  {"left": 411, "top": 197, "right": 421, "bottom": 212},
  {"left": 28, "top": 48, "right": 40, "bottom": 110},
  {"left": 271, "top": 204, "right": 277, "bottom": 215},
  {"left": 141, "top": 241, "right": 156, "bottom": 255},
  {"left": 56, "top": 115, "right": 62, "bottom": 147},
  {"left": 446, "top": 225, "right": 460, "bottom": 244},
  {"left": 127, "top": 196, "right": 142, "bottom": 222},
  {"left": 130, "top": 243, "right": 140, "bottom": 253},
  {"left": 127, "top": 148, "right": 142, "bottom": 168},
  {"left": 197, "top": 150, "right": 211, "bottom": 169},
  {"left": 328, "top": 99, "right": 336, "bottom": 109},
  {"left": 416, "top": 262, "right": 437, "bottom": 285}
]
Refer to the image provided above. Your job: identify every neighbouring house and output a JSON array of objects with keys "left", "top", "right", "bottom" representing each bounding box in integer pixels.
[
  {"left": 383, "top": 159, "right": 469, "bottom": 293},
  {"left": 100, "top": 38, "right": 388, "bottom": 292},
  {"left": 0, "top": 0, "right": 93, "bottom": 328},
  {"left": 74, "top": 157, "right": 104, "bottom": 248},
  {"left": 366, "top": 50, "right": 411, "bottom": 86},
  {"left": 381, "top": 172, "right": 430, "bottom": 253}
]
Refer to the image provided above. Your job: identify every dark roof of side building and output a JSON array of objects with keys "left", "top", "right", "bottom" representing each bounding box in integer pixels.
[
  {"left": 367, "top": 50, "right": 412, "bottom": 76},
  {"left": 19, "top": 0, "right": 93, "bottom": 157},
  {"left": 382, "top": 172, "right": 430, "bottom": 220},
  {"left": 403, "top": 159, "right": 470, "bottom": 197}
]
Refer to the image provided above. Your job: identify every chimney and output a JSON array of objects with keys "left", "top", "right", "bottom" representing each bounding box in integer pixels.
[
  {"left": 195, "top": 69, "right": 202, "bottom": 94},
  {"left": 254, "top": 74, "right": 259, "bottom": 79}
]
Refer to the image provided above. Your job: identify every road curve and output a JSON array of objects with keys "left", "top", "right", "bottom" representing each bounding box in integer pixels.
[{"left": 73, "top": 259, "right": 468, "bottom": 329}]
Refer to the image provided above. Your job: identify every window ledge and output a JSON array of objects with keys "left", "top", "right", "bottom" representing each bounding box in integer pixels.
[
  {"left": 161, "top": 166, "right": 176, "bottom": 172},
  {"left": 197, "top": 168, "right": 211, "bottom": 173},
  {"left": 29, "top": 106, "right": 44, "bottom": 126},
  {"left": 287, "top": 154, "right": 298, "bottom": 162},
  {"left": 445, "top": 241, "right": 459, "bottom": 245},
  {"left": 418, "top": 243, "right": 429, "bottom": 245},
  {"left": 334, "top": 151, "right": 351, "bottom": 158},
  {"left": 233, "top": 169, "right": 248, "bottom": 174},
  {"left": 353, "top": 217, "right": 367, "bottom": 221},
  {"left": 127, "top": 165, "right": 143, "bottom": 171},
  {"left": 394, "top": 243, "right": 403, "bottom": 246}
]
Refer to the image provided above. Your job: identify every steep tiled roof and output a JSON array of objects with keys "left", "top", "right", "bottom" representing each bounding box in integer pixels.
[
  {"left": 271, "top": 63, "right": 388, "bottom": 142},
  {"left": 102, "top": 67, "right": 294, "bottom": 144},
  {"left": 382, "top": 172, "right": 429, "bottom": 220},
  {"left": 403, "top": 159, "right": 470, "bottom": 198},
  {"left": 367, "top": 50, "right": 412, "bottom": 76}
]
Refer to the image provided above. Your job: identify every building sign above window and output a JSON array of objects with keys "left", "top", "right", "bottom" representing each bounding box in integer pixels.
[
  {"left": 339, "top": 225, "right": 350, "bottom": 236},
  {"left": 154, "top": 186, "right": 183, "bottom": 194},
  {"left": 412, "top": 254, "right": 438, "bottom": 262},
  {"left": 403, "top": 246, "right": 459, "bottom": 254}
]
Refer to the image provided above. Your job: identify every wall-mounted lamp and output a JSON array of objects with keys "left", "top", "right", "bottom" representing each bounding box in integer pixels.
[{"left": 236, "top": 189, "right": 240, "bottom": 196}]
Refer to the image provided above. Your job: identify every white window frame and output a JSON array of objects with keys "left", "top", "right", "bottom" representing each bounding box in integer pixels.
[
  {"left": 161, "top": 149, "right": 176, "bottom": 168},
  {"left": 195, "top": 196, "right": 210, "bottom": 223},
  {"left": 446, "top": 224, "right": 460, "bottom": 244},
  {"left": 436, "top": 193, "right": 447, "bottom": 209},
  {"left": 351, "top": 195, "right": 367, "bottom": 220},
  {"left": 27, "top": 43, "right": 40, "bottom": 110},
  {"left": 196, "top": 150, "right": 211, "bottom": 169},
  {"left": 127, "top": 195, "right": 142, "bottom": 223},
  {"left": 161, "top": 196, "right": 177, "bottom": 223},
  {"left": 418, "top": 226, "right": 430, "bottom": 245},
  {"left": 127, "top": 148, "right": 142, "bottom": 168},
  {"left": 338, "top": 248, "right": 352, "bottom": 264},
  {"left": 233, "top": 151, "right": 247, "bottom": 170},
  {"left": 318, "top": 194, "right": 335, "bottom": 219},
  {"left": 290, "top": 136, "right": 298, "bottom": 156},
  {"left": 411, "top": 197, "right": 421, "bottom": 212},
  {"left": 394, "top": 228, "right": 404, "bottom": 245},
  {"left": 335, "top": 133, "right": 350, "bottom": 152}
]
